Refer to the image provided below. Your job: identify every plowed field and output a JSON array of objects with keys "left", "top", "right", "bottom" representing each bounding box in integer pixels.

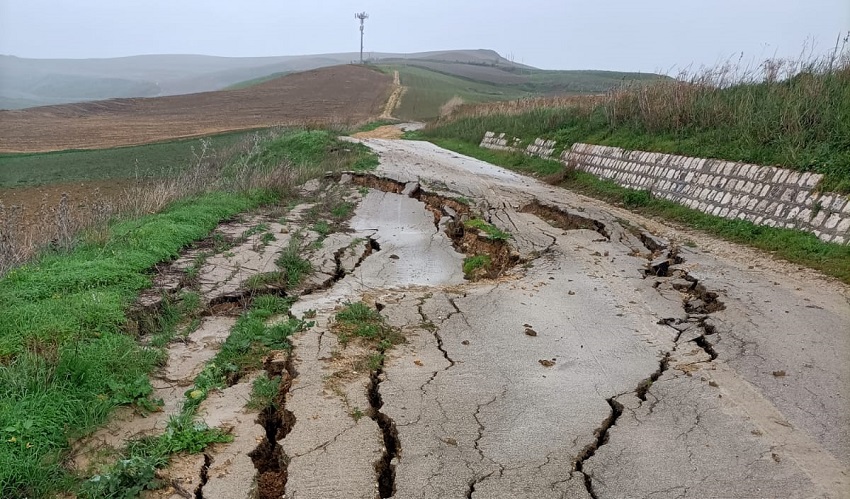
[{"left": 0, "top": 65, "right": 392, "bottom": 153}]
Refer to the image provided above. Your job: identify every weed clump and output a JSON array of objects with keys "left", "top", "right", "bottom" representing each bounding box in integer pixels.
[
  {"left": 463, "top": 254, "right": 492, "bottom": 279},
  {"left": 464, "top": 219, "right": 511, "bottom": 241},
  {"left": 333, "top": 302, "right": 402, "bottom": 348}
]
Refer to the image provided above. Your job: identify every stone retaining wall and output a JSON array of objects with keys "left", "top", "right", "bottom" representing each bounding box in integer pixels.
[{"left": 480, "top": 131, "right": 850, "bottom": 244}]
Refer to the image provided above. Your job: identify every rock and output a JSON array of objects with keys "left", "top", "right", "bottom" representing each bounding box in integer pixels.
[
  {"left": 539, "top": 359, "right": 556, "bottom": 367},
  {"left": 650, "top": 258, "right": 671, "bottom": 276},
  {"left": 340, "top": 173, "right": 353, "bottom": 184},
  {"left": 442, "top": 206, "right": 458, "bottom": 219},
  {"left": 402, "top": 182, "right": 420, "bottom": 197},
  {"left": 671, "top": 279, "right": 695, "bottom": 292},
  {"left": 524, "top": 328, "right": 538, "bottom": 337}
]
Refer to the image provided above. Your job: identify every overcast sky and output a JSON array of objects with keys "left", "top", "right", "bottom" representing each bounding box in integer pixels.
[{"left": 0, "top": 0, "right": 847, "bottom": 72}]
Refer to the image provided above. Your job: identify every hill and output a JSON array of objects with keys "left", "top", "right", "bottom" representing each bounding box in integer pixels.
[
  {"left": 0, "top": 49, "right": 517, "bottom": 109},
  {"left": 0, "top": 65, "right": 392, "bottom": 153},
  {"left": 378, "top": 63, "right": 666, "bottom": 121}
]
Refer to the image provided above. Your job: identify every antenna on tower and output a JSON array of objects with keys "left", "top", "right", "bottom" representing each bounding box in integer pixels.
[{"left": 355, "top": 11, "right": 369, "bottom": 64}]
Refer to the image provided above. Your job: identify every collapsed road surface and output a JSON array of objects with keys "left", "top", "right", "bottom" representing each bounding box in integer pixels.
[{"left": 102, "top": 135, "right": 847, "bottom": 499}]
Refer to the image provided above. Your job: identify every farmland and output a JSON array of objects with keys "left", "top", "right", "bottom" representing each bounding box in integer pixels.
[
  {"left": 378, "top": 63, "right": 664, "bottom": 121},
  {"left": 0, "top": 65, "right": 391, "bottom": 153}
]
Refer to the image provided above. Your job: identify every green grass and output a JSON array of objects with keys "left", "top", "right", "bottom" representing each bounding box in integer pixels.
[
  {"left": 462, "top": 255, "right": 492, "bottom": 278},
  {"left": 382, "top": 65, "right": 530, "bottom": 121},
  {"left": 0, "top": 191, "right": 269, "bottom": 497},
  {"left": 424, "top": 65, "right": 850, "bottom": 193},
  {"left": 422, "top": 140, "right": 850, "bottom": 284},
  {"left": 464, "top": 218, "right": 511, "bottom": 241},
  {"left": 82, "top": 413, "right": 232, "bottom": 498},
  {"left": 247, "top": 375, "right": 282, "bottom": 410},
  {"left": 276, "top": 235, "right": 313, "bottom": 288},
  {"left": 181, "top": 295, "right": 306, "bottom": 415},
  {"left": 0, "top": 129, "right": 263, "bottom": 188},
  {"left": 0, "top": 127, "right": 361, "bottom": 497},
  {"left": 351, "top": 119, "right": 400, "bottom": 133},
  {"left": 333, "top": 302, "right": 402, "bottom": 348}
]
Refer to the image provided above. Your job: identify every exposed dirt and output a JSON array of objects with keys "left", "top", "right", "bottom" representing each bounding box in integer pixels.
[
  {"left": 0, "top": 65, "right": 392, "bottom": 153},
  {"left": 351, "top": 125, "right": 404, "bottom": 139},
  {"left": 0, "top": 178, "right": 145, "bottom": 232}
]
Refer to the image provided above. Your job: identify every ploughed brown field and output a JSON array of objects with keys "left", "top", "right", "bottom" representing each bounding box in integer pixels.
[{"left": 0, "top": 65, "right": 392, "bottom": 153}]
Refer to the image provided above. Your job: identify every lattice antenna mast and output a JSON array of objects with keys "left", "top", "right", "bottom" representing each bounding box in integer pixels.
[{"left": 355, "top": 12, "right": 369, "bottom": 64}]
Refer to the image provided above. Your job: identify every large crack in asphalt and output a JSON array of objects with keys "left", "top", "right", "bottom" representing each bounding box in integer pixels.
[
  {"left": 368, "top": 348, "right": 401, "bottom": 498},
  {"left": 346, "top": 172, "right": 520, "bottom": 279},
  {"left": 249, "top": 353, "right": 298, "bottom": 499},
  {"left": 511, "top": 206, "right": 728, "bottom": 498}
]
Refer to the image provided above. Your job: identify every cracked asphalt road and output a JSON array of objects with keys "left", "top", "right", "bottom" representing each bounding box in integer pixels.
[{"left": 184, "top": 137, "right": 849, "bottom": 498}]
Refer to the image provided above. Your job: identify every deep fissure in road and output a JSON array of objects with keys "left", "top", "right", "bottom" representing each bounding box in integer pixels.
[
  {"left": 249, "top": 354, "right": 298, "bottom": 499},
  {"left": 368, "top": 359, "right": 400, "bottom": 497},
  {"left": 194, "top": 453, "right": 212, "bottom": 499},
  {"left": 348, "top": 172, "right": 520, "bottom": 279},
  {"left": 520, "top": 200, "right": 610, "bottom": 240},
  {"left": 572, "top": 397, "right": 625, "bottom": 499}
]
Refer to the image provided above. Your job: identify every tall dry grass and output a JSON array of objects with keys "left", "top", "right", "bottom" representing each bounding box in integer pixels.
[
  {"left": 0, "top": 129, "right": 324, "bottom": 276},
  {"left": 427, "top": 37, "right": 850, "bottom": 191}
]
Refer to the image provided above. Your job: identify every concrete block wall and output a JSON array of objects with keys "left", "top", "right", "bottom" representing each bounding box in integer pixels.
[{"left": 479, "top": 132, "right": 850, "bottom": 244}]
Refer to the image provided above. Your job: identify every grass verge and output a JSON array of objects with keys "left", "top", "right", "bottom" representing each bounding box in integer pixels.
[
  {"left": 426, "top": 50, "right": 850, "bottom": 193},
  {"left": 0, "top": 128, "right": 359, "bottom": 497}
]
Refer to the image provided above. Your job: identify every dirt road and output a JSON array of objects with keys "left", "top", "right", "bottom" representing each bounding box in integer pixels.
[{"left": 82, "top": 135, "right": 848, "bottom": 498}]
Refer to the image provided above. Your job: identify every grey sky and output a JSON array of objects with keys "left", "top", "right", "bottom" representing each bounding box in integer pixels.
[{"left": 0, "top": 0, "right": 847, "bottom": 72}]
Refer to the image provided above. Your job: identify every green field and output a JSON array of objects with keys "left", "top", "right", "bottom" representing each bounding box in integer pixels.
[
  {"left": 377, "top": 63, "right": 665, "bottom": 122},
  {"left": 0, "top": 130, "right": 265, "bottom": 188},
  {"left": 383, "top": 65, "right": 531, "bottom": 121}
]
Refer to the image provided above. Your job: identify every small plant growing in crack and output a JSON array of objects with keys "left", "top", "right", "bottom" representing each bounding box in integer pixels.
[
  {"left": 311, "top": 220, "right": 332, "bottom": 238},
  {"left": 350, "top": 407, "right": 365, "bottom": 422},
  {"left": 463, "top": 254, "right": 492, "bottom": 279},
  {"left": 83, "top": 413, "right": 232, "bottom": 498},
  {"left": 464, "top": 218, "right": 511, "bottom": 241},
  {"left": 260, "top": 232, "right": 277, "bottom": 246},
  {"left": 248, "top": 375, "right": 282, "bottom": 411},
  {"left": 332, "top": 302, "right": 403, "bottom": 347},
  {"left": 331, "top": 201, "right": 354, "bottom": 219},
  {"left": 245, "top": 271, "right": 286, "bottom": 290},
  {"left": 276, "top": 234, "right": 312, "bottom": 287}
]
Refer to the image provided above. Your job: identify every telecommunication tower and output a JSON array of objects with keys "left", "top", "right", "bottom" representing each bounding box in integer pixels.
[{"left": 355, "top": 12, "right": 369, "bottom": 64}]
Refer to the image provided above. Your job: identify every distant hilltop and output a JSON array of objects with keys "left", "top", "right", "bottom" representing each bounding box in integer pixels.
[{"left": 0, "top": 49, "right": 526, "bottom": 109}]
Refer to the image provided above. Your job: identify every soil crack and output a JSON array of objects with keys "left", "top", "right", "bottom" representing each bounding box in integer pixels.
[
  {"left": 573, "top": 397, "right": 624, "bottom": 499},
  {"left": 368, "top": 357, "right": 401, "bottom": 498},
  {"left": 193, "top": 453, "right": 212, "bottom": 499},
  {"left": 249, "top": 353, "right": 297, "bottom": 499}
]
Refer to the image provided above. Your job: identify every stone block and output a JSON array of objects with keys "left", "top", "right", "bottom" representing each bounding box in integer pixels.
[
  {"left": 787, "top": 206, "right": 801, "bottom": 220},
  {"left": 812, "top": 210, "right": 827, "bottom": 226},
  {"left": 825, "top": 213, "right": 842, "bottom": 230},
  {"left": 829, "top": 197, "right": 847, "bottom": 212},
  {"left": 836, "top": 218, "right": 850, "bottom": 234},
  {"left": 747, "top": 198, "right": 759, "bottom": 210},
  {"left": 787, "top": 172, "right": 801, "bottom": 185}
]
